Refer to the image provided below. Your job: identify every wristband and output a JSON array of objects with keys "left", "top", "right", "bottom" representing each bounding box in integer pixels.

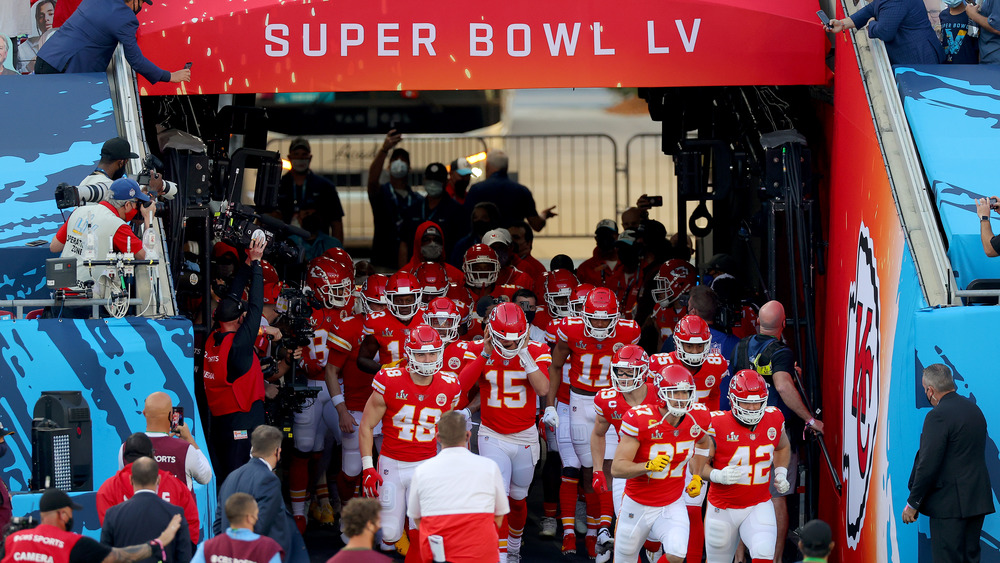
[
  {"left": 694, "top": 447, "right": 710, "bottom": 457},
  {"left": 518, "top": 350, "right": 538, "bottom": 373},
  {"left": 773, "top": 466, "right": 788, "bottom": 480},
  {"left": 362, "top": 456, "right": 374, "bottom": 470},
  {"left": 331, "top": 394, "right": 345, "bottom": 408},
  {"left": 150, "top": 539, "right": 165, "bottom": 563},
  {"left": 806, "top": 418, "right": 816, "bottom": 427}
]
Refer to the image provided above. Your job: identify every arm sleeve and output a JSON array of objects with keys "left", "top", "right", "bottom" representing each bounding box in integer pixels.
[
  {"left": 115, "top": 20, "right": 171, "bottom": 84},
  {"left": 228, "top": 261, "right": 263, "bottom": 384},
  {"left": 907, "top": 409, "right": 948, "bottom": 510},
  {"left": 849, "top": 2, "right": 877, "bottom": 30},
  {"left": 55, "top": 220, "right": 68, "bottom": 244},
  {"left": 255, "top": 478, "right": 283, "bottom": 537},
  {"left": 69, "top": 536, "right": 113, "bottom": 563},
  {"left": 186, "top": 445, "right": 214, "bottom": 485}
]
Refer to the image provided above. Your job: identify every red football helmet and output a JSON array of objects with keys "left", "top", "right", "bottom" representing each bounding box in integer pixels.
[
  {"left": 425, "top": 297, "right": 462, "bottom": 343},
  {"left": 307, "top": 257, "right": 353, "bottom": 309},
  {"left": 260, "top": 260, "right": 280, "bottom": 286},
  {"left": 611, "top": 344, "right": 649, "bottom": 393},
  {"left": 462, "top": 244, "right": 500, "bottom": 287},
  {"left": 405, "top": 324, "right": 444, "bottom": 377},
  {"left": 582, "top": 287, "right": 620, "bottom": 340},
  {"left": 673, "top": 315, "right": 712, "bottom": 366},
  {"left": 655, "top": 364, "right": 697, "bottom": 417},
  {"left": 360, "top": 273, "right": 388, "bottom": 314},
  {"left": 446, "top": 283, "right": 473, "bottom": 326},
  {"left": 385, "top": 272, "right": 423, "bottom": 321},
  {"left": 416, "top": 262, "right": 451, "bottom": 303},
  {"left": 652, "top": 260, "right": 695, "bottom": 306},
  {"left": 488, "top": 302, "right": 529, "bottom": 359},
  {"left": 728, "top": 369, "right": 769, "bottom": 426},
  {"left": 323, "top": 247, "right": 353, "bottom": 270},
  {"left": 544, "top": 269, "right": 578, "bottom": 319},
  {"left": 569, "top": 283, "right": 595, "bottom": 316}
]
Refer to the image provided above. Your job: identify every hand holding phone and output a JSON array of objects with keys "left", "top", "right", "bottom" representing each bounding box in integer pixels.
[
  {"left": 170, "top": 406, "right": 184, "bottom": 431},
  {"left": 990, "top": 196, "right": 999, "bottom": 211},
  {"left": 184, "top": 62, "right": 192, "bottom": 70},
  {"left": 648, "top": 195, "right": 663, "bottom": 207},
  {"left": 817, "top": 9, "right": 831, "bottom": 26}
]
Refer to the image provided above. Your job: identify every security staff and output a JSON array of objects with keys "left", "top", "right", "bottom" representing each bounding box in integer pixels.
[
  {"left": 78, "top": 137, "right": 177, "bottom": 204},
  {"left": 50, "top": 177, "right": 154, "bottom": 299},
  {"left": 1, "top": 488, "right": 182, "bottom": 563},
  {"left": 204, "top": 235, "right": 268, "bottom": 484}
]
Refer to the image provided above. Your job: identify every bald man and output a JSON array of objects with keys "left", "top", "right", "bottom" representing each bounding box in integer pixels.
[
  {"left": 621, "top": 207, "right": 646, "bottom": 232},
  {"left": 118, "top": 392, "right": 213, "bottom": 488}
]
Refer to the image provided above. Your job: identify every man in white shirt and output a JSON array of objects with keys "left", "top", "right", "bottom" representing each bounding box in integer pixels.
[
  {"left": 408, "top": 411, "right": 509, "bottom": 563},
  {"left": 118, "top": 391, "right": 212, "bottom": 489}
]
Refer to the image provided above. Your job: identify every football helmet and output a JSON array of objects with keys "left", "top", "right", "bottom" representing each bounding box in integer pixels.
[
  {"left": 446, "top": 283, "right": 474, "bottom": 328},
  {"left": 544, "top": 269, "right": 578, "bottom": 318},
  {"left": 425, "top": 297, "right": 462, "bottom": 343},
  {"left": 322, "top": 247, "right": 353, "bottom": 270},
  {"left": 652, "top": 260, "right": 695, "bottom": 306},
  {"left": 462, "top": 244, "right": 500, "bottom": 288},
  {"left": 415, "top": 262, "right": 451, "bottom": 303},
  {"left": 655, "top": 364, "right": 697, "bottom": 417},
  {"left": 260, "top": 260, "right": 280, "bottom": 286},
  {"left": 673, "top": 315, "right": 712, "bottom": 366},
  {"left": 728, "top": 369, "right": 768, "bottom": 426},
  {"left": 405, "top": 324, "right": 444, "bottom": 377},
  {"left": 307, "top": 257, "right": 353, "bottom": 309},
  {"left": 360, "top": 273, "right": 388, "bottom": 314},
  {"left": 569, "top": 283, "right": 595, "bottom": 317},
  {"left": 488, "top": 302, "right": 529, "bottom": 359},
  {"left": 581, "top": 287, "right": 620, "bottom": 340},
  {"left": 385, "top": 272, "right": 423, "bottom": 321},
  {"left": 610, "top": 344, "right": 649, "bottom": 393}
]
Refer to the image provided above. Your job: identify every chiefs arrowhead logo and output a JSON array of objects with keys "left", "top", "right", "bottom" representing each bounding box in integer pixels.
[{"left": 843, "top": 223, "right": 880, "bottom": 550}]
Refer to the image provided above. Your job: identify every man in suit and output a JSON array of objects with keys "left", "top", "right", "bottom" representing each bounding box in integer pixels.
[
  {"left": 903, "top": 363, "right": 994, "bottom": 563},
  {"left": 824, "top": 0, "right": 945, "bottom": 65},
  {"left": 214, "top": 425, "right": 308, "bottom": 563},
  {"left": 101, "top": 456, "right": 192, "bottom": 563}
]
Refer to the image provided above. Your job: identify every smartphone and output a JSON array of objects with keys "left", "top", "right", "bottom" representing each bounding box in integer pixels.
[
  {"left": 990, "top": 196, "right": 999, "bottom": 210},
  {"left": 648, "top": 195, "right": 663, "bottom": 207},
  {"left": 817, "top": 10, "right": 831, "bottom": 26},
  {"left": 184, "top": 62, "right": 192, "bottom": 70},
  {"left": 170, "top": 406, "right": 184, "bottom": 431}
]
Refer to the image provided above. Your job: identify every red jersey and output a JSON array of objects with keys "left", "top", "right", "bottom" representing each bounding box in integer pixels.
[
  {"left": 651, "top": 303, "right": 687, "bottom": 342},
  {"left": 649, "top": 351, "right": 729, "bottom": 411},
  {"left": 497, "top": 265, "right": 535, "bottom": 293},
  {"left": 467, "top": 283, "right": 519, "bottom": 304},
  {"left": 593, "top": 383, "right": 659, "bottom": 436},
  {"left": 301, "top": 307, "right": 353, "bottom": 380},
  {"left": 476, "top": 342, "right": 552, "bottom": 434},
  {"left": 372, "top": 367, "right": 462, "bottom": 462},
  {"left": 450, "top": 340, "right": 485, "bottom": 409},
  {"left": 328, "top": 315, "right": 371, "bottom": 412},
  {"left": 545, "top": 318, "right": 571, "bottom": 404},
  {"left": 619, "top": 403, "right": 711, "bottom": 506},
  {"left": 362, "top": 310, "right": 426, "bottom": 365},
  {"left": 706, "top": 407, "right": 785, "bottom": 510},
  {"left": 557, "top": 317, "right": 641, "bottom": 393},
  {"left": 533, "top": 307, "right": 554, "bottom": 331}
]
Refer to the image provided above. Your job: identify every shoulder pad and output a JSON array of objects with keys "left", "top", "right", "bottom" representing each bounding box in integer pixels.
[
  {"left": 690, "top": 403, "right": 708, "bottom": 411},
  {"left": 599, "top": 388, "right": 617, "bottom": 399},
  {"left": 710, "top": 410, "right": 725, "bottom": 417},
  {"left": 619, "top": 319, "right": 639, "bottom": 329},
  {"left": 765, "top": 406, "right": 779, "bottom": 413},
  {"left": 565, "top": 318, "right": 584, "bottom": 325}
]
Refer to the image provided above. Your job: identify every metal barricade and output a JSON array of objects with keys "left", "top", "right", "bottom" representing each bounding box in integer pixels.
[{"left": 623, "top": 133, "right": 682, "bottom": 234}]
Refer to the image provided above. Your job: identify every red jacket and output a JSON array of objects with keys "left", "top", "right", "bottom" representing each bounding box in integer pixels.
[
  {"left": 514, "top": 254, "right": 547, "bottom": 282},
  {"left": 404, "top": 221, "right": 464, "bottom": 282},
  {"left": 97, "top": 464, "right": 200, "bottom": 542},
  {"left": 577, "top": 248, "right": 626, "bottom": 294}
]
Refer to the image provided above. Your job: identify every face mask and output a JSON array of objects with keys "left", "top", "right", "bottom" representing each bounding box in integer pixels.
[
  {"left": 290, "top": 159, "right": 309, "bottom": 173},
  {"left": 125, "top": 205, "right": 139, "bottom": 222},
  {"left": 390, "top": 160, "right": 409, "bottom": 179},
  {"left": 524, "top": 309, "right": 535, "bottom": 323},
  {"left": 596, "top": 236, "right": 616, "bottom": 253},
  {"left": 65, "top": 516, "right": 74, "bottom": 532},
  {"left": 425, "top": 180, "right": 445, "bottom": 198},
  {"left": 944, "top": 0, "right": 964, "bottom": 6},
  {"left": 421, "top": 242, "right": 443, "bottom": 260},
  {"left": 472, "top": 221, "right": 491, "bottom": 238}
]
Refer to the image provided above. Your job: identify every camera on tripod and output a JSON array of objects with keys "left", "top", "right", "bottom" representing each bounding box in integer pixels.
[{"left": 214, "top": 201, "right": 304, "bottom": 264}]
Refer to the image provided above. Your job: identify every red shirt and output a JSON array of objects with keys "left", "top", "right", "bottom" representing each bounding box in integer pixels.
[
  {"left": 557, "top": 317, "right": 641, "bottom": 393},
  {"left": 497, "top": 265, "right": 535, "bottom": 293},
  {"left": 372, "top": 368, "right": 462, "bottom": 462},
  {"left": 651, "top": 303, "right": 687, "bottom": 343},
  {"left": 96, "top": 465, "right": 201, "bottom": 542},
  {"left": 706, "top": 408, "right": 785, "bottom": 510},
  {"left": 328, "top": 316, "right": 371, "bottom": 411},
  {"left": 577, "top": 249, "right": 624, "bottom": 290},
  {"left": 649, "top": 351, "right": 729, "bottom": 411},
  {"left": 593, "top": 383, "right": 659, "bottom": 436},
  {"left": 54, "top": 202, "right": 142, "bottom": 253},
  {"left": 474, "top": 342, "right": 552, "bottom": 434},
  {"left": 514, "top": 255, "right": 547, "bottom": 282},
  {"left": 301, "top": 307, "right": 353, "bottom": 380},
  {"left": 362, "top": 310, "right": 427, "bottom": 365},
  {"left": 620, "top": 403, "right": 711, "bottom": 507}
]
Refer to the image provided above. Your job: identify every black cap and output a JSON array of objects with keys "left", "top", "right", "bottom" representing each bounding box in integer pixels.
[
  {"left": 215, "top": 297, "right": 247, "bottom": 323},
  {"left": 424, "top": 162, "right": 448, "bottom": 184},
  {"left": 796, "top": 519, "right": 832, "bottom": 553},
  {"left": 100, "top": 137, "right": 138, "bottom": 160},
  {"left": 0, "top": 421, "right": 13, "bottom": 437},
  {"left": 123, "top": 432, "right": 154, "bottom": 464},
  {"left": 39, "top": 489, "right": 82, "bottom": 512},
  {"left": 476, "top": 295, "right": 499, "bottom": 318},
  {"left": 288, "top": 137, "right": 310, "bottom": 153}
]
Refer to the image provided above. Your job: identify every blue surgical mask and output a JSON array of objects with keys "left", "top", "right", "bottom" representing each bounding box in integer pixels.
[
  {"left": 390, "top": 160, "right": 409, "bottom": 179},
  {"left": 944, "top": 0, "right": 965, "bottom": 6}
]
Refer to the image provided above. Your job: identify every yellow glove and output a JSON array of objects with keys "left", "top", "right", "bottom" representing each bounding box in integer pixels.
[
  {"left": 384, "top": 359, "right": 401, "bottom": 369},
  {"left": 686, "top": 474, "right": 704, "bottom": 497},
  {"left": 644, "top": 454, "right": 671, "bottom": 473}
]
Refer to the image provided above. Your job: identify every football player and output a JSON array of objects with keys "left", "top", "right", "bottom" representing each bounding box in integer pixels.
[
  {"left": 611, "top": 365, "right": 713, "bottom": 563},
  {"left": 458, "top": 303, "right": 551, "bottom": 563},
  {"left": 358, "top": 325, "right": 463, "bottom": 560},
  {"left": 535, "top": 269, "right": 577, "bottom": 330},
  {"left": 415, "top": 261, "right": 451, "bottom": 305},
  {"left": 590, "top": 344, "right": 660, "bottom": 553},
  {"left": 357, "top": 271, "right": 425, "bottom": 373},
  {"left": 647, "top": 260, "right": 695, "bottom": 349},
  {"left": 548, "top": 287, "right": 641, "bottom": 556},
  {"left": 359, "top": 273, "right": 389, "bottom": 315},
  {"left": 700, "top": 369, "right": 791, "bottom": 563},
  {"left": 462, "top": 243, "right": 521, "bottom": 303}
]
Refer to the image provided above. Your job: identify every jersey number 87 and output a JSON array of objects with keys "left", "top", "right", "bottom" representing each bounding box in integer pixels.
[{"left": 648, "top": 440, "right": 694, "bottom": 479}]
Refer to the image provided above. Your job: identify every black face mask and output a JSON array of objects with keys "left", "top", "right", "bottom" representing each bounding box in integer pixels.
[
  {"left": 112, "top": 163, "right": 126, "bottom": 180},
  {"left": 596, "top": 237, "right": 616, "bottom": 253},
  {"left": 65, "top": 516, "right": 74, "bottom": 532},
  {"left": 211, "top": 280, "right": 229, "bottom": 299},
  {"left": 524, "top": 310, "right": 536, "bottom": 323},
  {"left": 472, "top": 221, "right": 491, "bottom": 238},
  {"left": 454, "top": 177, "right": 470, "bottom": 194}
]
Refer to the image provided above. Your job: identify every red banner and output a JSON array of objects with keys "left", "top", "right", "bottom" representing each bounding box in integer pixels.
[{"left": 135, "top": 0, "right": 826, "bottom": 95}]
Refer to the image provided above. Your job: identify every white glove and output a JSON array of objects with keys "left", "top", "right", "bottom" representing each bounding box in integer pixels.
[
  {"left": 518, "top": 348, "right": 539, "bottom": 373},
  {"left": 542, "top": 406, "right": 559, "bottom": 428},
  {"left": 709, "top": 465, "right": 745, "bottom": 485},
  {"left": 460, "top": 408, "right": 473, "bottom": 422},
  {"left": 773, "top": 466, "right": 790, "bottom": 494}
]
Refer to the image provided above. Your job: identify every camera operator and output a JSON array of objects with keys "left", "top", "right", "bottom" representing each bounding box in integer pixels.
[
  {"left": 1, "top": 488, "right": 182, "bottom": 563},
  {"left": 976, "top": 197, "right": 1000, "bottom": 257},
  {"left": 204, "top": 235, "right": 268, "bottom": 484},
  {"left": 72, "top": 137, "right": 177, "bottom": 205},
  {"left": 50, "top": 178, "right": 155, "bottom": 301}
]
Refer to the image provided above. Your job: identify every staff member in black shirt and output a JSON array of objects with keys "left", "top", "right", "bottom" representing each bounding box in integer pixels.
[{"left": 203, "top": 235, "right": 268, "bottom": 484}]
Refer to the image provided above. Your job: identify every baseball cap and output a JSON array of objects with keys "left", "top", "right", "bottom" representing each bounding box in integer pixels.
[
  {"left": 109, "top": 178, "right": 150, "bottom": 203},
  {"left": 39, "top": 489, "right": 83, "bottom": 512},
  {"left": 0, "top": 421, "right": 13, "bottom": 437},
  {"left": 288, "top": 137, "right": 311, "bottom": 153},
  {"left": 215, "top": 296, "right": 248, "bottom": 323},
  {"left": 424, "top": 163, "right": 448, "bottom": 184},
  {"left": 796, "top": 519, "right": 832, "bottom": 553},
  {"left": 450, "top": 158, "right": 473, "bottom": 176},
  {"left": 617, "top": 230, "right": 637, "bottom": 246},
  {"left": 595, "top": 219, "right": 618, "bottom": 234},
  {"left": 100, "top": 137, "right": 139, "bottom": 161},
  {"left": 482, "top": 228, "right": 512, "bottom": 247}
]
